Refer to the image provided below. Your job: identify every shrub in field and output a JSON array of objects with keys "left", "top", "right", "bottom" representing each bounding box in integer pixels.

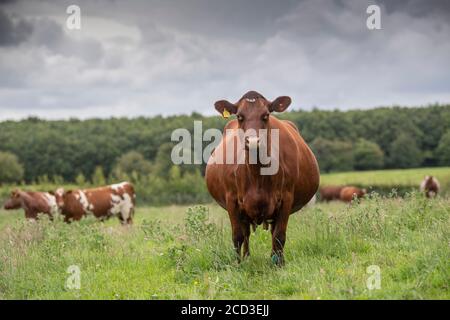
[
  {"left": 184, "top": 206, "right": 216, "bottom": 240},
  {"left": 91, "top": 166, "right": 106, "bottom": 186}
]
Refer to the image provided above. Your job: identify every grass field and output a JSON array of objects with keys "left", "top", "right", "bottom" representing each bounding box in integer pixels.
[
  {"left": 0, "top": 193, "right": 449, "bottom": 299},
  {"left": 320, "top": 167, "right": 450, "bottom": 194}
]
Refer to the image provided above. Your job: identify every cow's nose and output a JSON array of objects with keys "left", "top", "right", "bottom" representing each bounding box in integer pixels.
[{"left": 245, "top": 136, "right": 260, "bottom": 149}]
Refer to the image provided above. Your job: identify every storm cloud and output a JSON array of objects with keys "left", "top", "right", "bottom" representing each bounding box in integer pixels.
[{"left": 0, "top": 0, "right": 449, "bottom": 120}]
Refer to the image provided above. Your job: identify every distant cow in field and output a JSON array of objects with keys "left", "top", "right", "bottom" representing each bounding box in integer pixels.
[
  {"left": 339, "top": 186, "right": 367, "bottom": 203},
  {"left": 420, "top": 176, "right": 440, "bottom": 198},
  {"left": 53, "top": 182, "right": 136, "bottom": 224},
  {"left": 3, "top": 190, "right": 59, "bottom": 220},
  {"left": 205, "top": 91, "right": 320, "bottom": 265},
  {"left": 319, "top": 186, "right": 344, "bottom": 202}
]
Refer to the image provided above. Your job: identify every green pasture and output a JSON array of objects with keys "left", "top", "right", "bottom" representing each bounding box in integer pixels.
[{"left": 0, "top": 193, "right": 448, "bottom": 299}]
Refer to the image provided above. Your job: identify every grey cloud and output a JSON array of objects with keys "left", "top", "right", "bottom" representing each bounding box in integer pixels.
[
  {"left": 0, "top": 9, "right": 32, "bottom": 45},
  {"left": 0, "top": 0, "right": 449, "bottom": 120},
  {"left": 376, "top": 0, "right": 450, "bottom": 20}
]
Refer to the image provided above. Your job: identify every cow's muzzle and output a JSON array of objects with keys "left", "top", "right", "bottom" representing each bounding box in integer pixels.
[{"left": 244, "top": 136, "right": 261, "bottom": 150}]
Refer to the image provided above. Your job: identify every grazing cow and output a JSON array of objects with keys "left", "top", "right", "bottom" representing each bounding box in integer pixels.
[
  {"left": 205, "top": 91, "right": 320, "bottom": 265},
  {"left": 54, "top": 182, "right": 136, "bottom": 224},
  {"left": 3, "top": 190, "right": 59, "bottom": 220},
  {"left": 319, "top": 186, "right": 344, "bottom": 202},
  {"left": 420, "top": 176, "right": 440, "bottom": 198},
  {"left": 339, "top": 186, "right": 367, "bottom": 203}
]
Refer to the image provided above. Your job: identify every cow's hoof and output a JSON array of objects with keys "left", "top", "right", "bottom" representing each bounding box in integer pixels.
[{"left": 271, "top": 254, "right": 284, "bottom": 266}]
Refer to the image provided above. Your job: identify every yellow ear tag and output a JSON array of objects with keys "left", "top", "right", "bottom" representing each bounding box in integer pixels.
[{"left": 222, "top": 109, "right": 231, "bottom": 118}]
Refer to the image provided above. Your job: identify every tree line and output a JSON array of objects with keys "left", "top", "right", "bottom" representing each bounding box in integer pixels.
[{"left": 0, "top": 104, "right": 449, "bottom": 204}]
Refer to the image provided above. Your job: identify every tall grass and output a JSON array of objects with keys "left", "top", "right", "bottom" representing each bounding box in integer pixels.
[{"left": 0, "top": 193, "right": 448, "bottom": 299}]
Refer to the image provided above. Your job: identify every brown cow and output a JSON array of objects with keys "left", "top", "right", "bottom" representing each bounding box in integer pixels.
[
  {"left": 319, "top": 186, "right": 344, "bottom": 202},
  {"left": 339, "top": 186, "right": 367, "bottom": 203},
  {"left": 205, "top": 91, "right": 320, "bottom": 265},
  {"left": 3, "top": 190, "right": 59, "bottom": 220},
  {"left": 54, "top": 182, "right": 136, "bottom": 224},
  {"left": 420, "top": 175, "right": 440, "bottom": 198}
]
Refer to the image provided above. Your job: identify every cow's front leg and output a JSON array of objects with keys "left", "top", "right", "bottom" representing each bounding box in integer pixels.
[
  {"left": 271, "top": 196, "right": 292, "bottom": 266},
  {"left": 227, "top": 199, "right": 244, "bottom": 261}
]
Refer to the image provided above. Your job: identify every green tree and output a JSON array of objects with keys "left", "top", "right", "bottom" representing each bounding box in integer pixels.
[
  {"left": 75, "top": 173, "right": 87, "bottom": 186},
  {"left": 353, "top": 139, "right": 384, "bottom": 170},
  {"left": 0, "top": 151, "right": 24, "bottom": 184},
  {"left": 310, "top": 138, "right": 354, "bottom": 173},
  {"left": 112, "top": 151, "right": 152, "bottom": 179},
  {"left": 91, "top": 166, "right": 106, "bottom": 186},
  {"left": 387, "top": 133, "right": 422, "bottom": 168},
  {"left": 435, "top": 131, "right": 450, "bottom": 166}
]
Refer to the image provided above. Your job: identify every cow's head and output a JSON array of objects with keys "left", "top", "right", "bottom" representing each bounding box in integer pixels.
[
  {"left": 214, "top": 91, "right": 291, "bottom": 150},
  {"left": 424, "top": 175, "right": 434, "bottom": 187},
  {"left": 3, "top": 190, "right": 23, "bottom": 210},
  {"left": 360, "top": 188, "right": 367, "bottom": 197}
]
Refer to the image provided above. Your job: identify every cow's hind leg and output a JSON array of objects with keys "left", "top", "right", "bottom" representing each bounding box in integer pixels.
[
  {"left": 126, "top": 207, "right": 134, "bottom": 225},
  {"left": 227, "top": 199, "right": 245, "bottom": 262},
  {"left": 231, "top": 220, "right": 244, "bottom": 262},
  {"left": 118, "top": 207, "right": 134, "bottom": 226},
  {"left": 242, "top": 220, "right": 251, "bottom": 258}
]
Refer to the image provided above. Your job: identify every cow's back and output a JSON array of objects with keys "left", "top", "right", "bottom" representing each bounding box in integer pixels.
[
  {"left": 340, "top": 186, "right": 365, "bottom": 202},
  {"left": 320, "top": 186, "right": 343, "bottom": 201}
]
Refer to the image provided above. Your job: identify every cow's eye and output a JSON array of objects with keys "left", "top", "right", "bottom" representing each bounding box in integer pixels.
[
  {"left": 262, "top": 113, "right": 269, "bottom": 121},
  {"left": 237, "top": 115, "right": 244, "bottom": 122}
]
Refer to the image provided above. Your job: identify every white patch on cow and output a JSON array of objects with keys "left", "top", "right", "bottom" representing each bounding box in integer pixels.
[
  {"left": 43, "top": 192, "right": 60, "bottom": 216},
  {"left": 434, "top": 178, "right": 441, "bottom": 190},
  {"left": 419, "top": 177, "right": 428, "bottom": 191},
  {"left": 109, "top": 193, "right": 134, "bottom": 222},
  {"left": 121, "top": 193, "right": 134, "bottom": 221},
  {"left": 77, "top": 191, "right": 93, "bottom": 215},
  {"left": 111, "top": 182, "right": 128, "bottom": 192},
  {"left": 56, "top": 188, "right": 65, "bottom": 197},
  {"left": 245, "top": 98, "right": 256, "bottom": 103}
]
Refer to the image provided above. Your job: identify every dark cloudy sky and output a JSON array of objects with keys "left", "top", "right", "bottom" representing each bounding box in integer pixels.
[{"left": 0, "top": 0, "right": 449, "bottom": 120}]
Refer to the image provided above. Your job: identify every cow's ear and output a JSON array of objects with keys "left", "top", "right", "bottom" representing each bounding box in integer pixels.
[
  {"left": 215, "top": 100, "right": 237, "bottom": 117},
  {"left": 269, "top": 96, "right": 291, "bottom": 113}
]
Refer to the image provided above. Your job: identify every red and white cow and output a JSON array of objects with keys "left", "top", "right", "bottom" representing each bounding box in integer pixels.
[
  {"left": 54, "top": 182, "right": 136, "bottom": 224},
  {"left": 3, "top": 190, "right": 59, "bottom": 220}
]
